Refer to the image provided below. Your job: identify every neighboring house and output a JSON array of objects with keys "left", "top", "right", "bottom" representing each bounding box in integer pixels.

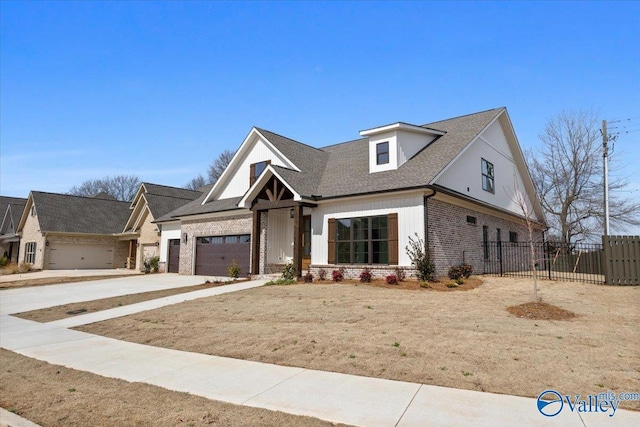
[
  {"left": 121, "top": 183, "right": 202, "bottom": 271},
  {"left": 16, "top": 192, "right": 131, "bottom": 270},
  {"left": 0, "top": 196, "right": 27, "bottom": 263},
  {"left": 156, "top": 107, "right": 546, "bottom": 278}
]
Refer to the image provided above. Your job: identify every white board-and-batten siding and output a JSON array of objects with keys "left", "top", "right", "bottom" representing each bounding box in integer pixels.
[
  {"left": 219, "top": 138, "right": 289, "bottom": 200},
  {"left": 311, "top": 193, "right": 424, "bottom": 266},
  {"left": 434, "top": 119, "right": 535, "bottom": 218}
]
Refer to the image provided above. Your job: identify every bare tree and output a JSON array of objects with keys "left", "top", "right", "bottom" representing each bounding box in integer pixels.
[
  {"left": 69, "top": 175, "right": 141, "bottom": 202},
  {"left": 183, "top": 174, "right": 206, "bottom": 191},
  {"left": 512, "top": 187, "right": 542, "bottom": 302},
  {"left": 207, "top": 149, "right": 235, "bottom": 184},
  {"left": 528, "top": 110, "right": 640, "bottom": 246}
]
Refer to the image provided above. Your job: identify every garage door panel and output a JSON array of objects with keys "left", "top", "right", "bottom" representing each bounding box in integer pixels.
[
  {"left": 195, "top": 235, "right": 250, "bottom": 277},
  {"left": 48, "top": 243, "right": 115, "bottom": 270}
]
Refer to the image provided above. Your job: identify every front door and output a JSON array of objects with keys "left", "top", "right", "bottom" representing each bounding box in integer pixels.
[{"left": 302, "top": 215, "right": 311, "bottom": 271}]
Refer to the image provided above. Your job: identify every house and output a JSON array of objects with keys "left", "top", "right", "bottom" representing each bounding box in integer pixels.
[
  {"left": 121, "top": 183, "right": 202, "bottom": 270},
  {"left": 156, "top": 107, "right": 546, "bottom": 278},
  {"left": 0, "top": 196, "right": 28, "bottom": 263},
  {"left": 16, "top": 192, "right": 131, "bottom": 270}
]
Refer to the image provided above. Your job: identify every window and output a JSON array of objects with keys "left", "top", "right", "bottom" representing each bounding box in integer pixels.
[
  {"left": 376, "top": 142, "right": 389, "bottom": 165},
  {"left": 250, "top": 160, "right": 270, "bottom": 186},
  {"left": 481, "top": 158, "right": 494, "bottom": 193},
  {"left": 24, "top": 242, "right": 36, "bottom": 264},
  {"left": 336, "top": 215, "right": 389, "bottom": 264},
  {"left": 482, "top": 226, "right": 489, "bottom": 260},
  {"left": 509, "top": 231, "right": 518, "bottom": 243},
  {"left": 466, "top": 215, "right": 477, "bottom": 225}
]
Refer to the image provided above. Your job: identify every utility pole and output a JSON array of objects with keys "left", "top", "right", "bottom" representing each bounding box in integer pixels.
[{"left": 602, "top": 120, "right": 610, "bottom": 236}]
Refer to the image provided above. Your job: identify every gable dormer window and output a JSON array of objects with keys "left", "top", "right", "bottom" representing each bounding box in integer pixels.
[
  {"left": 250, "top": 160, "right": 270, "bottom": 186},
  {"left": 376, "top": 142, "right": 389, "bottom": 165},
  {"left": 481, "top": 158, "right": 495, "bottom": 194}
]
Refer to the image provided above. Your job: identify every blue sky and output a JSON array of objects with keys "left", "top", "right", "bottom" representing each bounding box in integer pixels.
[{"left": 1, "top": 1, "right": 639, "bottom": 232}]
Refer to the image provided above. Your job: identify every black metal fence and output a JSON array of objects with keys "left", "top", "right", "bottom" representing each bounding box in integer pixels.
[{"left": 482, "top": 241, "right": 605, "bottom": 284}]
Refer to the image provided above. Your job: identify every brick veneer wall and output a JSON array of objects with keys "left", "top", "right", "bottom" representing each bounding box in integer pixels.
[
  {"left": 179, "top": 214, "right": 252, "bottom": 275},
  {"left": 427, "top": 198, "right": 542, "bottom": 277},
  {"left": 309, "top": 265, "right": 412, "bottom": 281}
]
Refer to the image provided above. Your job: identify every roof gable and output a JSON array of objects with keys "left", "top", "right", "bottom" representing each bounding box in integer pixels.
[
  {"left": 0, "top": 196, "right": 27, "bottom": 236},
  {"left": 124, "top": 183, "right": 202, "bottom": 231}
]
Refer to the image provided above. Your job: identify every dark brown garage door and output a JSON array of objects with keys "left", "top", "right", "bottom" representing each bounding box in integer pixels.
[
  {"left": 167, "top": 239, "right": 180, "bottom": 273},
  {"left": 195, "top": 235, "right": 251, "bottom": 277}
]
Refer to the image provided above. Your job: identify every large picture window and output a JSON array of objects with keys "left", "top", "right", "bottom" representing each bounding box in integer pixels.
[
  {"left": 25, "top": 242, "right": 37, "bottom": 264},
  {"left": 336, "top": 215, "right": 389, "bottom": 264},
  {"left": 482, "top": 158, "right": 495, "bottom": 193}
]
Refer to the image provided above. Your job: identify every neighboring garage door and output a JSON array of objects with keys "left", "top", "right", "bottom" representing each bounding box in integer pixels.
[
  {"left": 48, "top": 243, "right": 114, "bottom": 269},
  {"left": 195, "top": 234, "right": 250, "bottom": 277},
  {"left": 167, "top": 239, "right": 180, "bottom": 273}
]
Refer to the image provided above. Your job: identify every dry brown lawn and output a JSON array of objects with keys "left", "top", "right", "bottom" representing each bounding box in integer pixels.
[
  {"left": 0, "top": 349, "right": 347, "bottom": 427},
  {"left": 13, "top": 282, "right": 224, "bottom": 323},
  {"left": 78, "top": 277, "right": 640, "bottom": 411}
]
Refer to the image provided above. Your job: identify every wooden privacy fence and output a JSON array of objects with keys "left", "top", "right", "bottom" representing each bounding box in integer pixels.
[{"left": 603, "top": 235, "right": 640, "bottom": 285}]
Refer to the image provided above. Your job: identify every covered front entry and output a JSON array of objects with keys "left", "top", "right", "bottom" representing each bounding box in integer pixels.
[
  {"left": 195, "top": 234, "right": 251, "bottom": 277},
  {"left": 249, "top": 175, "right": 316, "bottom": 277}
]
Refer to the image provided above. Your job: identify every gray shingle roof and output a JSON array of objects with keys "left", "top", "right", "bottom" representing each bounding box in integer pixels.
[
  {"left": 0, "top": 196, "right": 27, "bottom": 235},
  {"left": 31, "top": 191, "right": 131, "bottom": 234},
  {"left": 142, "top": 183, "right": 202, "bottom": 200},
  {"left": 154, "top": 184, "right": 244, "bottom": 222},
  {"left": 161, "top": 108, "right": 504, "bottom": 218}
]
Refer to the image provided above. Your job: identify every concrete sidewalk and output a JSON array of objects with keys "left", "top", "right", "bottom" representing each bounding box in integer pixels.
[{"left": 1, "top": 276, "right": 638, "bottom": 426}]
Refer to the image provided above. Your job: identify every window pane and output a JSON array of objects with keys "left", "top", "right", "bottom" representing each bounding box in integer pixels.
[
  {"left": 239, "top": 235, "right": 251, "bottom": 243},
  {"left": 254, "top": 161, "right": 267, "bottom": 177},
  {"left": 212, "top": 237, "right": 224, "bottom": 244},
  {"left": 353, "top": 242, "right": 368, "bottom": 264},
  {"left": 337, "top": 242, "right": 351, "bottom": 263},
  {"left": 371, "top": 216, "right": 388, "bottom": 240},
  {"left": 352, "top": 218, "right": 368, "bottom": 240},
  {"left": 372, "top": 241, "right": 388, "bottom": 264},
  {"left": 377, "top": 142, "right": 389, "bottom": 165},
  {"left": 225, "top": 235, "right": 238, "bottom": 244},
  {"left": 337, "top": 219, "right": 351, "bottom": 241}
]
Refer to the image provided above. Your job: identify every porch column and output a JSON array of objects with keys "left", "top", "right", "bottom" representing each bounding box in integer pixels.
[
  {"left": 252, "top": 210, "right": 261, "bottom": 275},
  {"left": 293, "top": 204, "right": 303, "bottom": 277}
]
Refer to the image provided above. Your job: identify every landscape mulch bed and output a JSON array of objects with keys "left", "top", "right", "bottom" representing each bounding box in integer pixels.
[
  {"left": 310, "top": 276, "right": 482, "bottom": 291},
  {"left": 507, "top": 301, "right": 578, "bottom": 321}
]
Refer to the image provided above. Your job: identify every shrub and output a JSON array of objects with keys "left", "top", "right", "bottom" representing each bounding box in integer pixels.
[
  {"left": 420, "top": 281, "right": 431, "bottom": 289},
  {"left": 394, "top": 267, "right": 406, "bottom": 282},
  {"left": 460, "top": 263, "right": 473, "bottom": 279},
  {"left": 265, "top": 278, "right": 296, "bottom": 286},
  {"left": 448, "top": 265, "right": 463, "bottom": 280},
  {"left": 318, "top": 268, "right": 327, "bottom": 280},
  {"left": 228, "top": 259, "right": 240, "bottom": 278},
  {"left": 447, "top": 282, "right": 458, "bottom": 288},
  {"left": 359, "top": 268, "right": 372, "bottom": 283},
  {"left": 148, "top": 256, "right": 160, "bottom": 272},
  {"left": 0, "top": 255, "right": 8, "bottom": 268},
  {"left": 304, "top": 271, "right": 314, "bottom": 283},
  {"left": 405, "top": 233, "right": 436, "bottom": 281},
  {"left": 456, "top": 278, "right": 464, "bottom": 285},
  {"left": 331, "top": 270, "right": 344, "bottom": 282},
  {"left": 386, "top": 274, "right": 398, "bottom": 285},
  {"left": 281, "top": 261, "right": 297, "bottom": 280}
]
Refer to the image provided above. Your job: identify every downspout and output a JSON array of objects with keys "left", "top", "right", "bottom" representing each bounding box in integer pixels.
[{"left": 423, "top": 187, "right": 437, "bottom": 250}]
